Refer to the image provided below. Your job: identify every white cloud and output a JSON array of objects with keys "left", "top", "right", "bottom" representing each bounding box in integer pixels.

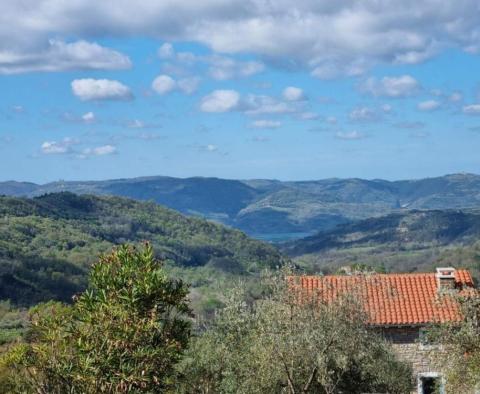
[
  {"left": 151, "top": 74, "right": 200, "bottom": 95},
  {"left": 360, "top": 75, "right": 420, "bottom": 98},
  {"left": 200, "top": 90, "right": 240, "bottom": 112},
  {"left": 152, "top": 75, "right": 176, "bottom": 95},
  {"left": 81, "top": 111, "right": 95, "bottom": 123},
  {"left": 335, "top": 131, "right": 365, "bottom": 140},
  {"left": 252, "top": 136, "right": 270, "bottom": 142},
  {"left": 158, "top": 43, "right": 174, "bottom": 59},
  {"left": 326, "top": 116, "right": 337, "bottom": 124},
  {"left": 449, "top": 92, "right": 463, "bottom": 102},
  {"left": 297, "top": 112, "right": 319, "bottom": 120},
  {"left": 349, "top": 107, "right": 378, "bottom": 121},
  {"left": 205, "top": 144, "right": 218, "bottom": 152},
  {"left": 282, "top": 87, "right": 305, "bottom": 101},
  {"left": 410, "top": 131, "right": 430, "bottom": 138},
  {"left": 3, "top": 2, "right": 480, "bottom": 76},
  {"left": 417, "top": 100, "right": 440, "bottom": 111},
  {"left": 207, "top": 55, "right": 264, "bottom": 80},
  {"left": 71, "top": 79, "right": 133, "bottom": 101},
  {"left": 136, "top": 132, "right": 162, "bottom": 140},
  {"left": 463, "top": 104, "right": 480, "bottom": 114},
  {"left": 127, "top": 119, "right": 145, "bottom": 129},
  {"left": 196, "top": 144, "right": 220, "bottom": 153},
  {"left": 158, "top": 44, "right": 264, "bottom": 80},
  {"left": 82, "top": 145, "right": 117, "bottom": 157},
  {"left": 382, "top": 104, "right": 392, "bottom": 113},
  {"left": 177, "top": 77, "right": 200, "bottom": 94},
  {"left": 251, "top": 120, "right": 282, "bottom": 129},
  {"left": 41, "top": 138, "right": 78, "bottom": 154},
  {"left": 11, "top": 105, "right": 24, "bottom": 113},
  {"left": 244, "top": 94, "right": 296, "bottom": 115},
  {"left": 0, "top": 40, "right": 131, "bottom": 74}
]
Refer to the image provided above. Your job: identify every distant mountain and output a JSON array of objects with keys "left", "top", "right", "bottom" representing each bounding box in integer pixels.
[
  {"left": 0, "top": 192, "right": 286, "bottom": 308},
  {"left": 2, "top": 173, "right": 480, "bottom": 239},
  {"left": 282, "top": 209, "right": 480, "bottom": 279}
]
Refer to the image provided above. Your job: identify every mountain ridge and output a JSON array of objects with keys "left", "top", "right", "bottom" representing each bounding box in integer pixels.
[{"left": 2, "top": 173, "right": 480, "bottom": 238}]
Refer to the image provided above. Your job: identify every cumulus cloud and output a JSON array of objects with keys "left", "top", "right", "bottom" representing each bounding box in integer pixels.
[
  {"left": 151, "top": 74, "right": 200, "bottom": 95},
  {"left": 81, "top": 111, "right": 95, "bottom": 123},
  {"left": 41, "top": 138, "right": 78, "bottom": 154},
  {"left": 463, "top": 104, "right": 480, "bottom": 114},
  {"left": 326, "top": 116, "right": 337, "bottom": 124},
  {"left": 152, "top": 75, "right": 176, "bottom": 95},
  {"left": 360, "top": 75, "right": 420, "bottom": 98},
  {"left": 0, "top": 40, "right": 131, "bottom": 74},
  {"left": 159, "top": 44, "right": 264, "bottom": 81},
  {"left": 335, "top": 131, "right": 365, "bottom": 140},
  {"left": 282, "top": 87, "right": 305, "bottom": 101},
  {"left": 3, "top": 2, "right": 480, "bottom": 76},
  {"left": 349, "top": 107, "right": 378, "bottom": 121},
  {"left": 449, "top": 92, "right": 463, "bottom": 102},
  {"left": 417, "top": 100, "right": 440, "bottom": 111},
  {"left": 244, "top": 94, "right": 297, "bottom": 115},
  {"left": 81, "top": 145, "right": 117, "bottom": 157},
  {"left": 382, "top": 104, "right": 392, "bottom": 113},
  {"left": 200, "top": 90, "right": 240, "bottom": 113},
  {"left": 251, "top": 120, "right": 282, "bottom": 129},
  {"left": 207, "top": 55, "right": 264, "bottom": 80},
  {"left": 297, "top": 112, "right": 319, "bottom": 120},
  {"left": 158, "top": 43, "right": 174, "bottom": 59},
  {"left": 71, "top": 79, "right": 133, "bottom": 101}
]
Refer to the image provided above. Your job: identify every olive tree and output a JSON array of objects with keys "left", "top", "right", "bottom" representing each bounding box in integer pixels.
[
  {"left": 428, "top": 294, "right": 480, "bottom": 393},
  {"left": 1, "top": 243, "right": 192, "bottom": 393},
  {"left": 178, "top": 272, "right": 412, "bottom": 394}
]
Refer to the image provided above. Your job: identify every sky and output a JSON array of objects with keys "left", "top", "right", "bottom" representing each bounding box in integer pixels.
[{"left": 1, "top": 1, "right": 480, "bottom": 183}]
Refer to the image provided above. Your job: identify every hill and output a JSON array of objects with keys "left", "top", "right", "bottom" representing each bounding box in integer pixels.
[
  {"left": 0, "top": 192, "right": 286, "bottom": 311},
  {"left": 2, "top": 173, "right": 480, "bottom": 239},
  {"left": 282, "top": 209, "right": 480, "bottom": 279}
]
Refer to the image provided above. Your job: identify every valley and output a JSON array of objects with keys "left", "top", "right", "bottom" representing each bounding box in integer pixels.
[{"left": 3, "top": 173, "right": 480, "bottom": 240}]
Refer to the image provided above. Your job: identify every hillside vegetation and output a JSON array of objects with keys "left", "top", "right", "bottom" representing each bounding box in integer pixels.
[
  {"left": 283, "top": 210, "right": 480, "bottom": 279},
  {"left": 0, "top": 192, "right": 286, "bottom": 310},
  {"left": 3, "top": 173, "right": 480, "bottom": 238}
]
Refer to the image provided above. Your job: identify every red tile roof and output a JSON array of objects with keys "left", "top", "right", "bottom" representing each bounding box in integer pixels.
[{"left": 288, "top": 270, "right": 475, "bottom": 326}]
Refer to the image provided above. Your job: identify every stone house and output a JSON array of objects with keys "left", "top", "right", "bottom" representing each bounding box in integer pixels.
[{"left": 290, "top": 267, "right": 476, "bottom": 394}]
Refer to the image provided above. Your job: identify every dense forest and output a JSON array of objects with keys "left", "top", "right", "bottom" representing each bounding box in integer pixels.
[
  {"left": 3, "top": 173, "right": 480, "bottom": 237},
  {"left": 0, "top": 192, "right": 286, "bottom": 312},
  {"left": 284, "top": 209, "right": 480, "bottom": 279}
]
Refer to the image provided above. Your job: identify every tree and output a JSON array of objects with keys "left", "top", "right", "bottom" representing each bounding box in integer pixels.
[
  {"left": 428, "top": 294, "right": 480, "bottom": 393},
  {"left": 0, "top": 243, "right": 192, "bottom": 393},
  {"left": 177, "top": 271, "right": 412, "bottom": 394}
]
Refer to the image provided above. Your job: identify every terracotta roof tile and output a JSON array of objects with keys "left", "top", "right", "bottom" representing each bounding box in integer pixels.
[{"left": 288, "top": 270, "right": 475, "bottom": 326}]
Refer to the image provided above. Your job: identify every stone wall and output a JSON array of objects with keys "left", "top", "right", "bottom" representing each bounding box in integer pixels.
[{"left": 379, "top": 327, "right": 444, "bottom": 394}]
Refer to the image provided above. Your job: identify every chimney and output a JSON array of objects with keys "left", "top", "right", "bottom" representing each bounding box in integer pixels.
[{"left": 436, "top": 267, "right": 456, "bottom": 291}]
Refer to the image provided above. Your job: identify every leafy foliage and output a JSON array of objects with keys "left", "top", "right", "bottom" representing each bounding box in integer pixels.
[
  {"left": 0, "top": 192, "right": 286, "bottom": 308},
  {"left": 428, "top": 294, "right": 480, "bottom": 393},
  {"left": 0, "top": 244, "right": 192, "bottom": 393},
  {"left": 178, "top": 272, "right": 413, "bottom": 394},
  {"left": 285, "top": 210, "right": 480, "bottom": 280}
]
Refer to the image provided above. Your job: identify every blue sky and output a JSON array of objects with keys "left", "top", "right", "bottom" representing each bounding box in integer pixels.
[{"left": 1, "top": 1, "right": 480, "bottom": 183}]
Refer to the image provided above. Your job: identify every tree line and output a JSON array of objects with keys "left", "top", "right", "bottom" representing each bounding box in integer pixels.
[{"left": 0, "top": 244, "right": 478, "bottom": 393}]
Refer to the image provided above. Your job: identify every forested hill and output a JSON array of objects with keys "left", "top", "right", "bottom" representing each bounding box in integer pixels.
[
  {"left": 282, "top": 209, "right": 480, "bottom": 279},
  {"left": 0, "top": 192, "right": 286, "bottom": 307},
  {"left": 2, "top": 173, "right": 480, "bottom": 238},
  {"left": 284, "top": 209, "right": 480, "bottom": 256}
]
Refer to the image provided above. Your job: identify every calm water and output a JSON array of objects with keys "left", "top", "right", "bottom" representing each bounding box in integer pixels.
[{"left": 249, "top": 232, "right": 314, "bottom": 243}]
